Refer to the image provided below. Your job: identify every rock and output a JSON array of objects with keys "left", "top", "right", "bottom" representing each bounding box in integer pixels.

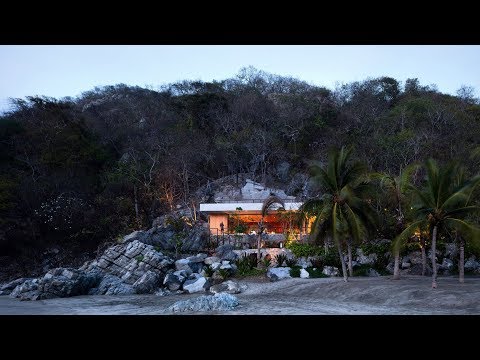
[
  {"left": 163, "top": 273, "right": 186, "bottom": 291},
  {"left": 133, "top": 271, "right": 162, "bottom": 294},
  {"left": 267, "top": 267, "right": 291, "bottom": 281},
  {"left": 155, "top": 288, "right": 171, "bottom": 296},
  {"left": 220, "top": 263, "right": 232, "bottom": 270},
  {"left": 408, "top": 251, "right": 423, "bottom": 265},
  {"left": 215, "top": 244, "right": 238, "bottom": 261},
  {"left": 183, "top": 277, "right": 207, "bottom": 293},
  {"left": 188, "top": 262, "right": 204, "bottom": 274},
  {"left": 366, "top": 268, "right": 380, "bottom": 277},
  {"left": 464, "top": 256, "right": 480, "bottom": 271},
  {"left": 173, "top": 270, "right": 189, "bottom": 278},
  {"left": 175, "top": 259, "right": 191, "bottom": 272},
  {"left": 295, "top": 257, "right": 311, "bottom": 269},
  {"left": 385, "top": 261, "right": 395, "bottom": 274},
  {"left": 209, "top": 280, "right": 242, "bottom": 294},
  {"left": 204, "top": 256, "right": 220, "bottom": 265},
  {"left": 0, "top": 278, "right": 33, "bottom": 295},
  {"left": 444, "top": 243, "right": 458, "bottom": 259},
  {"left": 322, "top": 266, "right": 339, "bottom": 277},
  {"left": 122, "top": 230, "right": 147, "bottom": 244},
  {"left": 300, "top": 269, "right": 310, "bottom": 278},
  {"left": 168, "top": 293, "right": 239, "bottom": 312},
  {"left": 210, "top": 262, "right": 222, "bottom": 271},
  {"left": 187, "top": 254, "right": 208, "bottom": 263},
  {"left": 401, "top": 261, "right": 411, "bottom": 269},
  {"left": 10, "top": 279, "right": 40, "bottom": 300},
  {"left": 440, "top": 258, "right": 454, "bottom": 271},
  {"left": 21, "top": 268, "right": 104, "bottom": 300},
  {"left": 408, "top": 263, "right": 432, "bottom": 276},
  {"left": 356, "top": 249, "right": 377, "bottom": 265},
  {"left": 188, "top": 273, "right": 201, "bottom": 280},
  {"left": 89, "top": 275, "right": 135, "bottom": 295}
]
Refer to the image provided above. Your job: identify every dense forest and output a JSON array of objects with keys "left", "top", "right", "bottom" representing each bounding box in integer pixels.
[{"left": 1, "top": 67, "right": 480, "bottom": 274}]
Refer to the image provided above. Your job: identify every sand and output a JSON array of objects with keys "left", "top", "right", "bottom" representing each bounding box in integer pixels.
[{"left": 1, "top": 275, "right": 479, "bottom": 315}]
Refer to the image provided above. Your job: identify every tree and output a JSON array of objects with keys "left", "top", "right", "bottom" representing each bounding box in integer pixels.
[
  {"left": 394, "top": 159, "right": 480, "bottom": 288},
  {"left": 258, "top": 196, "right": 285, "bottom": 261},
  {"left": 372, "top": 164, "right": 419, "bottom": 279},
  {"left": 300, "top": 147, "right": 376, "bottom": 281}
]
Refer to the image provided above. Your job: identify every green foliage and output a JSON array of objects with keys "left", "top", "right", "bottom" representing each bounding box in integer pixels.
[
  {"left": 306, "top": 267, "right": 328, "bottom": 278},
  {"left": 234, "top": 267, "right": 266, "bottom": 277},
  {"left": 286, "top": 242, "right": 323, "bottom": 257},
  {"left": 360, "top": 242, "right": 391, "bottom": 256},
  {"left": 289, "top": 266, "right": 302, "bottom": 277},
  {"left": 353, "top": 264, "right": 371, "bottom": 276},
  {"left": 135, "top": 255, "right": 144, "bottom": 262},
  {"left": 261, "top": 257, "right": 271, "bottom": 268},
  {"left": 285, "top": 257, "right": 297, "bottom": 267},
  {"left": 204, "top": 265, "right": 214, "bottom": 277},
  {"left": 275, "top": 254, "right": 287, "bottom": 267},
  {"left": 218, "top": 268, "right": 231, "bottom": 280},
  {"left": 235, "top": 253, "right": 258, "bottom": 276},
  {"left": 310, "top": 257, "right": 324, "bottom": 269}
]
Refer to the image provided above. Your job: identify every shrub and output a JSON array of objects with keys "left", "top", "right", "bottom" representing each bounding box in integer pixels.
[
  {"left": 135, "top": 255, "right": 144, "bottom": 262},
  {"left": 261, "top": 257, "right": 271, "bottom": 268},
  {"left": 323, "top": 251, "right": 341, "bottom": 268},
  {"left": 306, "top": 267, "right": 328, "bottom": 278},
  {"left": 235, "top": 253, "right": 258, "bottom": 276},
  {"left": 285, "top": 257, "right": 297, "bottom": 268},
  {"left": 204, "top": 265, "right": 214, "bottom": 277},
  {"left": 286, "top": 242, "right": 323, "bottom": 257},
  {"left": 218, "top": 268, "right": 231, "bottom": 280},
  {"left": 290, "top": 266, "right": 301, "bottom": 277},
  {"left": 275, "top": 254, "right": 287, "bottom": 267},
  {"left": 353, "top": 264, "right": 371, "bottom": 276},
  {"left": 310, "top": 257, "right": 324, "bottom": 269}
]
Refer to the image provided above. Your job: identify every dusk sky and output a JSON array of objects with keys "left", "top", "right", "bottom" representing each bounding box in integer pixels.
[{"left": 1, "top": 45, "right": 479, "bottom": 113}]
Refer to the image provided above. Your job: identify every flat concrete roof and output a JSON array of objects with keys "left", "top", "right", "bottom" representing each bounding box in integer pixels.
[{"left": 199, "top": 202, "right": 303, "bottom": 214}]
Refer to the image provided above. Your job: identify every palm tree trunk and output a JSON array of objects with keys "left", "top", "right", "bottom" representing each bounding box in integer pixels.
[
  {"left": 431, "top": 225, "right": 438, "bottom": 288},
  {"left": 421, "top": 244, "right": 427, "bottom": 276},
  {"left": 337, "top": 244, "right": 348, "bottom": 282},
  {"left": 347, "top": 240, "right": 353, "bottom": 277},
  {"left": 257, "top": 234, "right": 261, "bottom": 262},
  {"left": 459, "top": 237, "right": 465, "bottom": 283},
  {"left": 393, "top": 248, "right": 400, "bottom": 280}
]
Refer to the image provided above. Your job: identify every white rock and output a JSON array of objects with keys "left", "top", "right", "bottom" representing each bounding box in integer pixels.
[
  {"left": 220, "top": 264, "right": 232, "bottom": 270},
  {"left": 211, "top": 262, "right": 221, "bottom": 270},
  {"left": 175, "top": 259, "right": 191, "bottom": 271},
  {"left": 221, "top": 260, "right": 230, "bottom": 265},
  {"left": 204, "top": 256, "right": 220, "bottom": 265},
  {"left": 267, "top": 267, "right": 291, "bottom": 281},
  {"left": 183, "top": 277, "right": 207, "bottom": 293},
  {"left": 300, "top": 269, "right": 310, "bottom": 278},
  {"left": 322, "top": 266, "right": 339, "bottom": 277}
]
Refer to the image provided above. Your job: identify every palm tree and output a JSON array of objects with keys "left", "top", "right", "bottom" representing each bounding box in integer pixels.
[
  {"left": 394, "top": 159, "right": 480, "bottom": 288},
  {"left": 300, "top": 147, "right": 377, "bottom": 282},
  {"left": 372, "top": 164, "right": 419, "bottom": 280},
  {"left": 258, "top": 195, "right": 285, "bottom": 261}
]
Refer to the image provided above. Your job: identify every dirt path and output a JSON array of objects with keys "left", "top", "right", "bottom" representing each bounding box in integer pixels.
[{"left": 1, "top": 276, "right": 479, "bottom": 315}]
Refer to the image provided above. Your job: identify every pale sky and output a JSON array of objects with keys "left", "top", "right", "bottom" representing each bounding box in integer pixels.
[{"left": 1, "top": 45, "right": 479, "bottom": 113}]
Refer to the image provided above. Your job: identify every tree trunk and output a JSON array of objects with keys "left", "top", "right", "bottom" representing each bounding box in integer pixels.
[
  {"left": 459, "top": 237, "right": 465, "bottom": 283},
  {"left": 134, "top": 185, "right": 139, "bottom": 224},
  {"left": 431, "top": 225, "right": 438, "bottom": 288},
  {"left": 421, "top": 243, "right": 427, "bottom": 276},
  {"left": 393, "top": 248, "right": 400, "bottom": 280},
  {"left": 337, "top": 244, "right": 348, "bottom": 282},
  {"left": 257, "top": 234, "right": 261, "bottom": 262},
  {"left": 347, "top": 240, "right": 353, "bottom": 277}
]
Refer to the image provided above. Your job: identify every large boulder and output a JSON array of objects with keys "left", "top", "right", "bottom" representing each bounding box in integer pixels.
[
  {"left": 163, "top": 273, "right": 186, "bottom": 291},
  {"left": 464, "top": 256, "right": 480, "bottom": 271},
  {"left": 89, "top": 275, "right": 135, "bottom": 295},
  {"left": 87, "top": 240, "right": 174, "bottom": 285},
  {"left": 322, "top": 266, "right": 340, "bottom": 277},
  {"left": 183, "top": 277, "right": 208, "bottom": 293},
  {"left": 9, "top": 279, "right": 40, "bottom": 300},
  {"left": 1, "top": 278, "right": 33, "bottom": 296},
  {"left": 168, "top": 293, "right": 239, "bottom": 313},
  {"left": 356, "top": 249, "right": 377, "bottom": 266},
  {"left": 267, "top": 267, "right": 291, "bottom": 281},
  {"left": 300, "top": 269, "right": 310, "bottom": 278},
  {"left": 133, "top": 271, "right": 162, "bottom": 294},
  {"left": 209, "top": 280, "right": 242, "bottom": 294},
  {"left": 10, "top": 268, "right": 103, "bottom": 300},
  {"left": 204, "top": 256, "right": 220, "bottom": 265},
  {"left": 215, "top": 244, "right": 238, "bottom": 261}
]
